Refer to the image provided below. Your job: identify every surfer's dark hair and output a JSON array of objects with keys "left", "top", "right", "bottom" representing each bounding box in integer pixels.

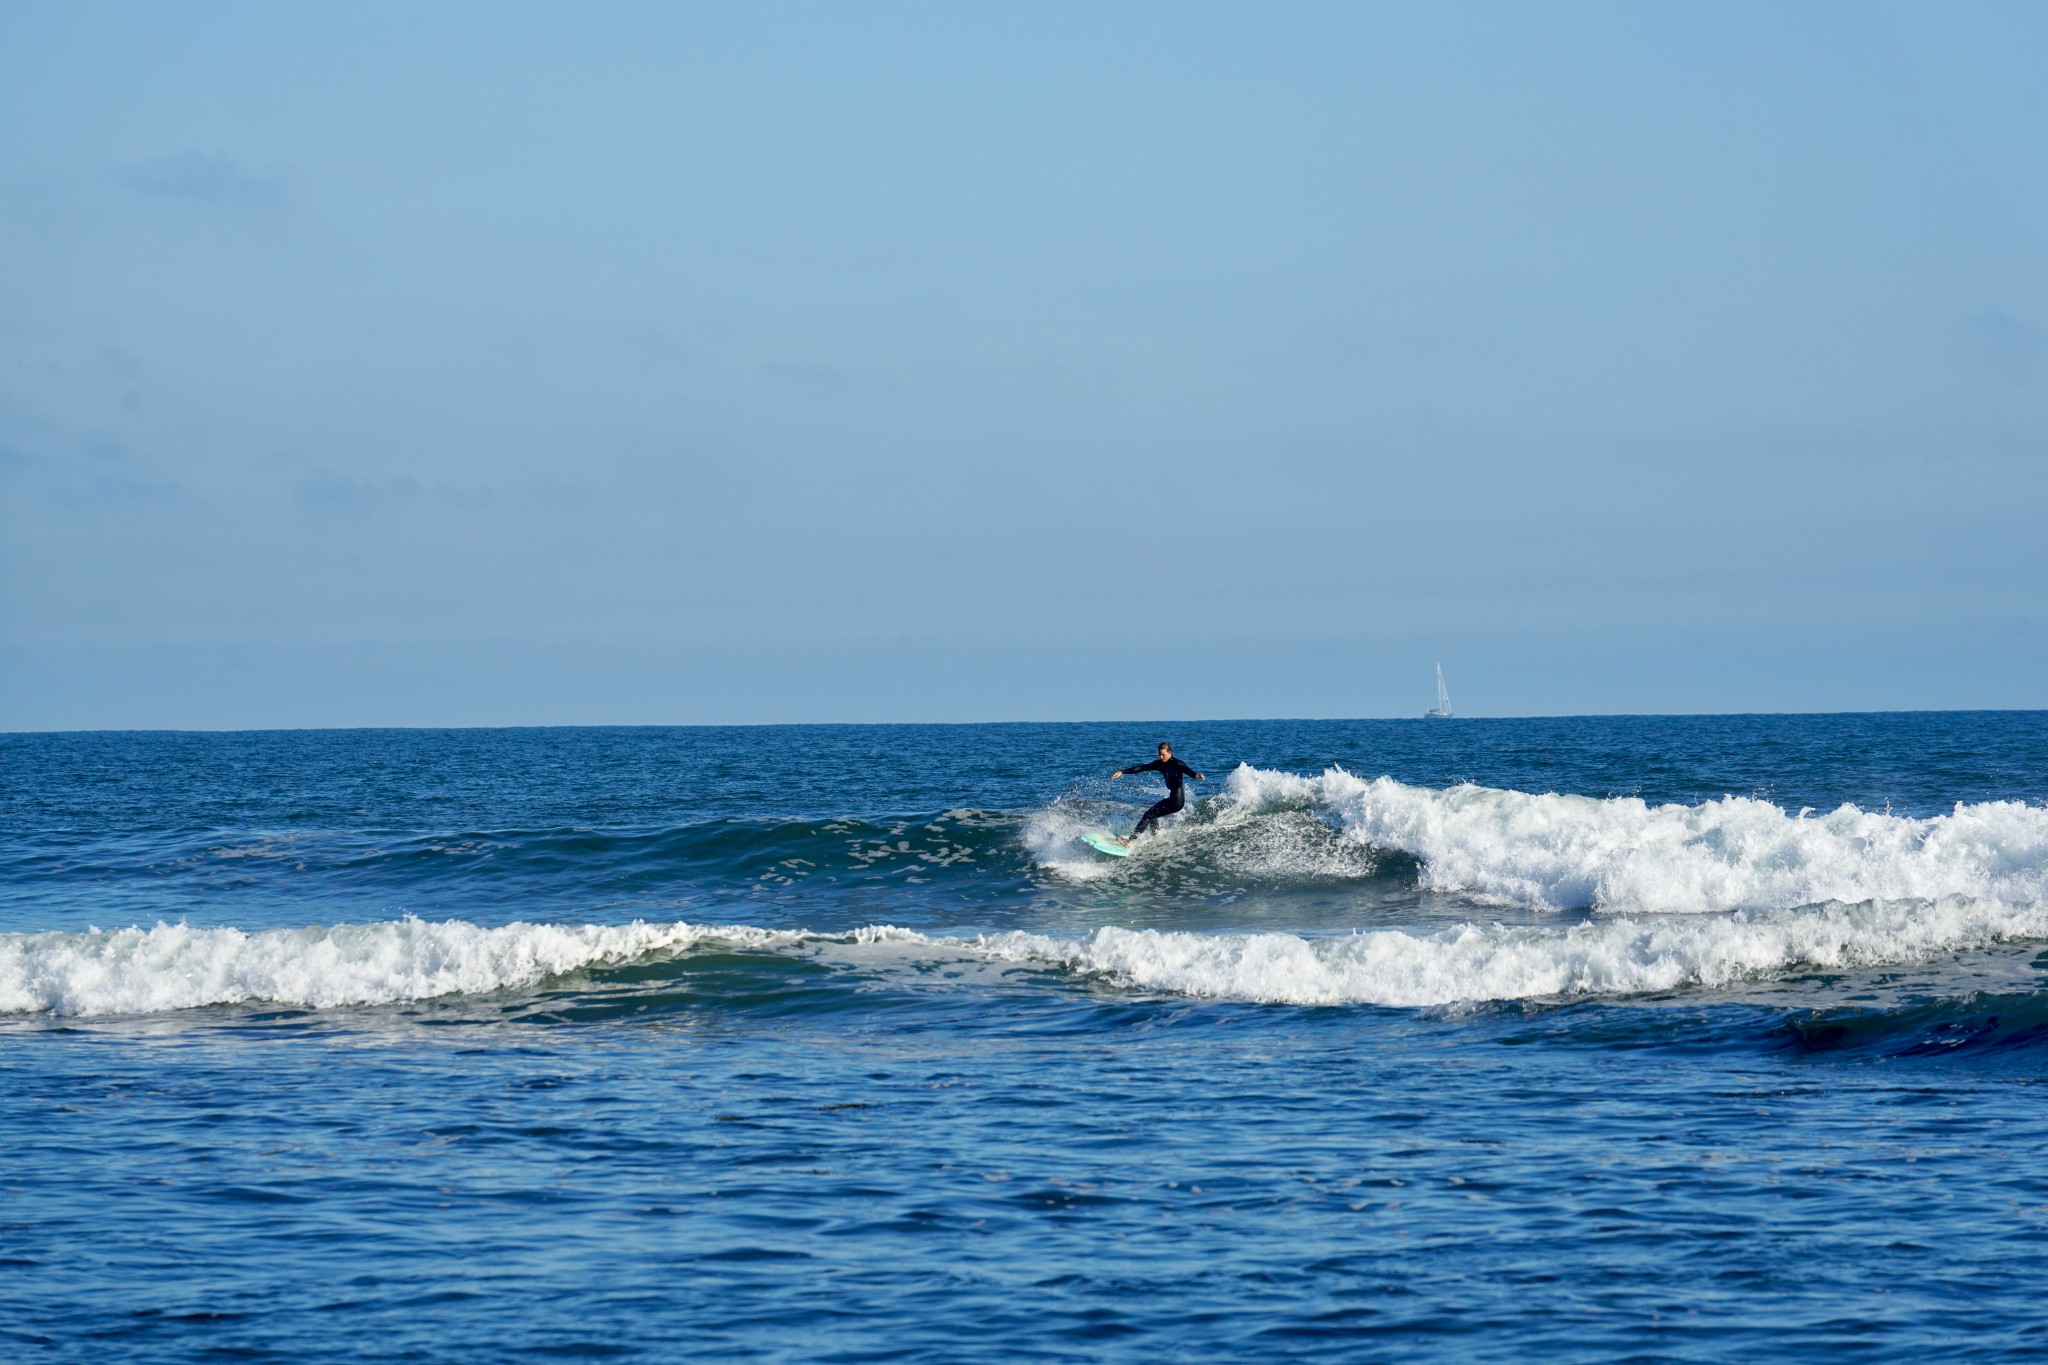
[{"left": 1157, "top": 741, "right": 1172, "bottom": 751}]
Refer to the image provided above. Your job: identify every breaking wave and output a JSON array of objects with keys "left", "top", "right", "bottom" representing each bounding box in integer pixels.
[
  {"left": 988, "top": 897, "right": 2048, "bottom": 1006},
  {"left": 1034, "top": 767, "right": 2048, "bottom": 914},
  {"left": 8, "top": 897, "right": 2048, "bottom": 1016},
  {"left": 0, "top": 918, "right": 809, "bottom": 1017}
]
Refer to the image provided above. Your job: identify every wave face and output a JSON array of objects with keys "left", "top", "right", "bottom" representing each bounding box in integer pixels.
[
  {"left": 19, "top": 760, "right": 2047, "bottom": 942},
  {"left": 10, "top": 896, "right": 2048, "bottom": 1017},
  {"left": 1188, "top": 767, "right": 2048, "bottom": 914}
]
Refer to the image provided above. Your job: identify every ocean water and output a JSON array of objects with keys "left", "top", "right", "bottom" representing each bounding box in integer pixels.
[{"left": 5, "top": 713, "right": 2048, "bottom": 1361}]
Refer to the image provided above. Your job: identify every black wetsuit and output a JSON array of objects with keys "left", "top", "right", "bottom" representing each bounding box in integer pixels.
[{"left": 1121, "top": 757, "right": 1199, "bottom": 837}]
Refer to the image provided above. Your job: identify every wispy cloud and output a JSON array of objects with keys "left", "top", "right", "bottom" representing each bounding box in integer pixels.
[
  {"left": 111, "top": 152, "right": 286, "bottom": 203},
  {"left": 58, "top": 467, "right": 180, "bottom": 505},
  {"left": 293, "top": 471, "right": 494, "bottom": 516},
  {"left": 0, "top": 439, "right": 177, "bottom": 504}
]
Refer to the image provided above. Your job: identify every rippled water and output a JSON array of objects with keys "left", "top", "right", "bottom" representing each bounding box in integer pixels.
[{"left": 5, "top": 715, "right": 2048, "bottom": 1360}]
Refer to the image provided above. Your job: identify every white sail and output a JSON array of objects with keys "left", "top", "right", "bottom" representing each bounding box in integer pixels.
[{"left": 1425, "top": 663, "right": 1453, "bottom": 718}]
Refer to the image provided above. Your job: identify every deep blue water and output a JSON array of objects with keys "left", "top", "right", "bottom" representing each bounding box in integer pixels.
[{"left": 5, "top": 714, "right": 2048, "bottom": 1360}]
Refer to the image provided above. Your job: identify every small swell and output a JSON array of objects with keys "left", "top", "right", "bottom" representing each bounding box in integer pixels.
[
  {"left": 1780, "top": 989, "right": 2048, "bottom": 1057},
  {"left": 3, "top": 810, "right": 1025, "bottom": 905}
]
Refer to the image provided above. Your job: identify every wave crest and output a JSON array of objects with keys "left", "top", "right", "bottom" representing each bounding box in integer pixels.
[
  {"left": 1202, "top": 767, "right": 2048, "bottom": 914},
  {"left": 991, "top": 897, "right": 2048, "bottom": 1006},
  {"left": 9, "top": 897, "right": 2048, "bottom": 1017},
  {"left": 0, "top": 918, "right": 805, "bottom": 1017}
]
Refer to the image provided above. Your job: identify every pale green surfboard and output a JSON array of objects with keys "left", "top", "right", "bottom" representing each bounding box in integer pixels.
[{"left": 1081, "top": 831, "right": 1131, "bottom": 858}]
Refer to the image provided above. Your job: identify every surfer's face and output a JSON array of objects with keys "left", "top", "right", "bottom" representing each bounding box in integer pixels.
[{"left": 1158, "top": 745, "right": 1171, "bottom": 759}]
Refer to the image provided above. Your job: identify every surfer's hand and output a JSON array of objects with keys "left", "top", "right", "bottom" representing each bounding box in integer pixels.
[
  {"left": 1195, "top": 773, "right": 1205, "bottom": 780},
  {"left": 1111, "top": 771, "right": 1122, "bottom": 780}
]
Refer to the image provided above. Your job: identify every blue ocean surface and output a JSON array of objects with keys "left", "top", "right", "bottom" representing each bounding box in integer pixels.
[{"left": 5, "top": 713, "right": 2048, "bottom": 1361}]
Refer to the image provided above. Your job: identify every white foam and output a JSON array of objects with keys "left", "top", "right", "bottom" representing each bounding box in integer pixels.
[
  {"left": 0, "top": 918, "right": 808, "bottom": 1018},
  {"left": 1211, "top": 767, "right": 2048, "bottom": 913},
  {"left": 976, "top": 897, "right": 2048, "bottom": 1006},
  {"left": 8, "top": 897, "right": 2048, "bottom": 1016}
]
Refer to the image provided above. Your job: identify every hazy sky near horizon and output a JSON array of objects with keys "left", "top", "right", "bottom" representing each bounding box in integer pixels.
[{"left": 3, "top": 0, "right": 2045, "bottom": 727}]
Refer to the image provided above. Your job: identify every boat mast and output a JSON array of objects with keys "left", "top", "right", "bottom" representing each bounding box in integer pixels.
[{"left": 1431, "top": 663, "right": 1452, "bottom": 717}]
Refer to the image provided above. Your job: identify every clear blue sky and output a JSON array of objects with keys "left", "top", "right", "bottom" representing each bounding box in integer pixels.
[{"left": 2, "top": 1, "right": 2043, "bottom": 727}]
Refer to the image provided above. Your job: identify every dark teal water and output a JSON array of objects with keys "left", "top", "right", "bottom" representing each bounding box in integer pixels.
[{"left": 5, "top": 715, "right": 2048, "bottom": 1360}]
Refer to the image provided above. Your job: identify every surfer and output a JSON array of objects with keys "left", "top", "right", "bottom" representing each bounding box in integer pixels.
[{"left": 1112, "top": 743, "right": 1205, "bottom": 840}]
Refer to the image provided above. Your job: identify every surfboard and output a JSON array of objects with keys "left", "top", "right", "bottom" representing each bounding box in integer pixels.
[{"left": 1081, "top": 831, "right": 1131, "bottom": 858}]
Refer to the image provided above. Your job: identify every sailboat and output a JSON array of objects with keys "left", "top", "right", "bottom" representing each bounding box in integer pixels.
[{"left": 1424, "top": 663, "right": 1453, "bottom": 718}]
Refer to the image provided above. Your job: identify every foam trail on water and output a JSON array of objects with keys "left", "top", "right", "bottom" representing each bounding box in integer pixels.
[{"left": 1212, "top": 767, "right": 2048, "bottom": 913}]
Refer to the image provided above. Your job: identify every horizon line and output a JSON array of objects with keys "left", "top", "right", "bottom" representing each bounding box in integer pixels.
[{"left": 6, "top": 706, "right": 2044, "bottom": 738}]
